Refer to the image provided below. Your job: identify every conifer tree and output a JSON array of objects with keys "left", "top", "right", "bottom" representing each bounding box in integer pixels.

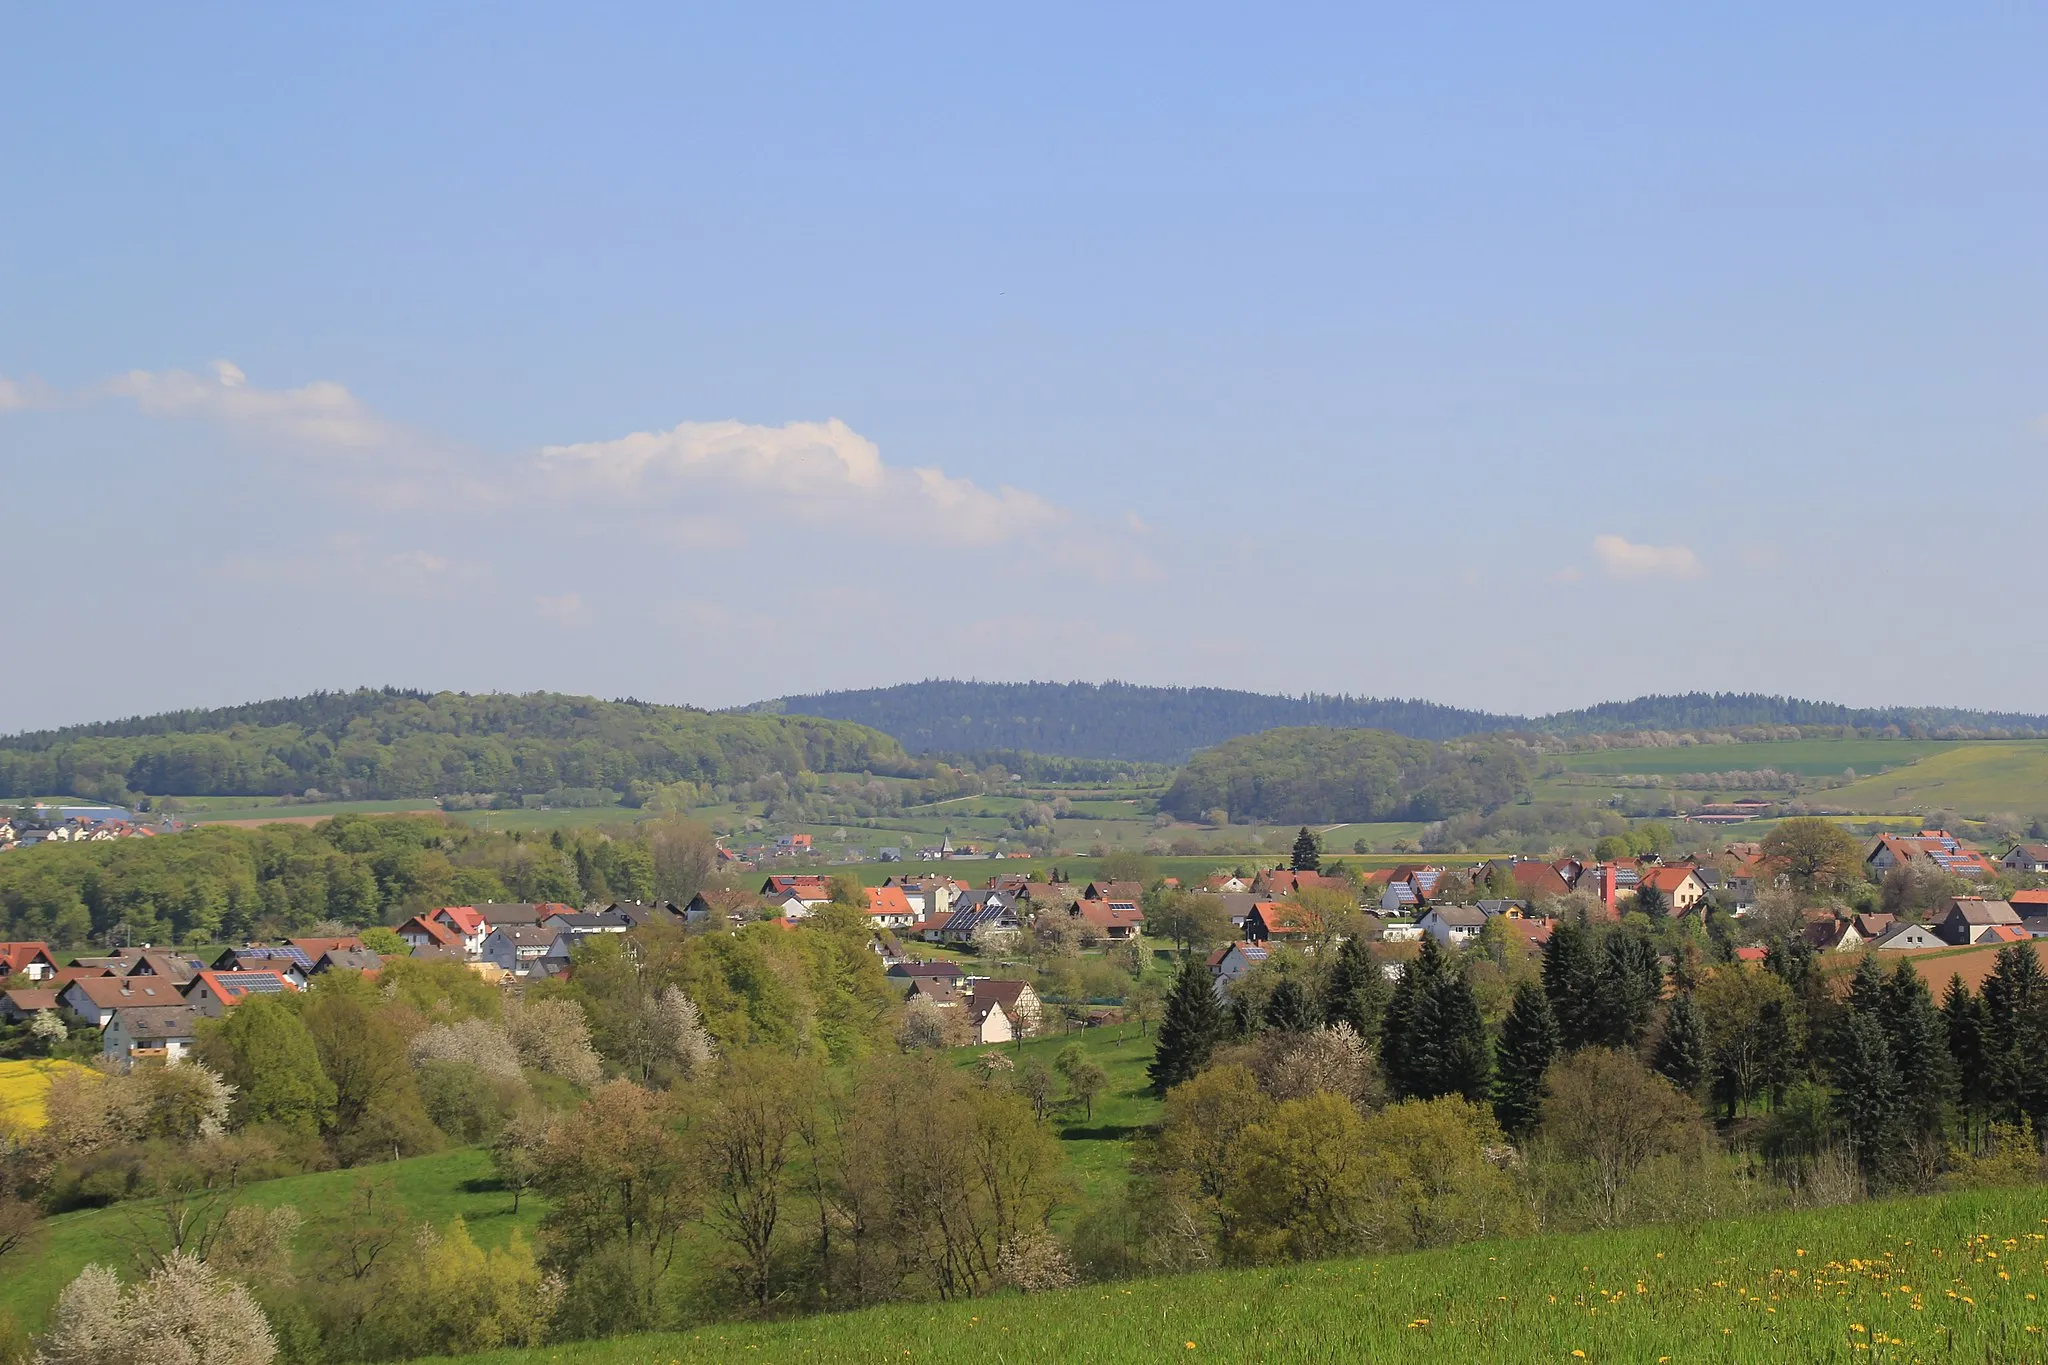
[
  {"left": 1878, "top": 959, "right": 1954, "bottom": 1142},
  {"left": 1493, "top": 981, "right": 1560, "bottom": 1137},
  {"left": 1541, "top": 916, "right": 1599, "bottom": 1051},
  {"left": 1830, "top": 1009, "right": 1906, "bottom": 1184},
  {"left": 1588, "top": 928, "right": 1661, "bottom": 1049},
  {"left": 1290, "top": 827, "right": 1321, "bottom": 872},
  {"left": 1846, "top": 953, "right": 1887, "bottom": 1019},
  {"left": 1942, "top": 972, "right": 1988, "bottom": 1140},
  {"left": 1262, "top": 977, "right": 1321, "bottom": 1034},
  {"left": 1979, "top": 943, "right": 2048, "bottom": 1127},
  {"left": 1323, "top": 934, "right": 1392, "bottom": 1049},
  {"left": 1149, "top": 957, "right": 1224, "bottom": 1096},
  {"left": 1652, "top": 992, "right": 1709, "bottom": 1095},
  {"left": 1382, "top": 934, "right": 1491, "bottom": 1103}
]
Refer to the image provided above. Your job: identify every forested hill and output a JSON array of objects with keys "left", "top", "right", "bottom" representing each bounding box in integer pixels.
[
  {"left": 755, "top": 681, "right": 2048, "bottom": 761},
  {"left": 0, "top": 689, "right": 910, "bottom": 803},
  {"left": 748, "top": 681, "right": 1513, "bottom": 761}
]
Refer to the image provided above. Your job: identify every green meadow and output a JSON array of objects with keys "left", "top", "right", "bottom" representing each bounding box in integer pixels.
[
  {"left": 442, "top": 1185, "right": 2048, "bottom": 1364},
  {"left": 0, "top": 1147, "right": 546, "bottom": 1333}
]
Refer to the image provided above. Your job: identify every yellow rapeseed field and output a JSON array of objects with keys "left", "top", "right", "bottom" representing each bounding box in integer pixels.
[{"left": 0, "top": 1057, "right": 91, "bottom": 1130}]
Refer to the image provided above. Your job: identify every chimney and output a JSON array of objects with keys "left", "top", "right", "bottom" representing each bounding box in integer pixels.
[{"left": 1598, "top": 865, "right": 1616, "bottom": 915}]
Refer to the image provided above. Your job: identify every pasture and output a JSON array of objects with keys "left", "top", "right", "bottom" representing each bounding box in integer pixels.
[
  {"left": 443, "top": 1185, "right": 2048, "bottom": 1364},
  {"left": 0, "top": 1146, "right": 545, "bottom": 1332}
]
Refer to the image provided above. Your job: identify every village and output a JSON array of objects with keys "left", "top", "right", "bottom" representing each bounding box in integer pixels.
[{"left": 6, "top": 822, "right": 2045, "bottom": 1069}]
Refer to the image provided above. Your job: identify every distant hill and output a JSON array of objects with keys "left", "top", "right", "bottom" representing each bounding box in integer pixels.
[
  {"left": 0, "top": 688, "right": 910, "bottom": 803},
  {"left": 744, "top": 681, "right": 1509, "bottom": 762},
  {"left": 753, "top": 681, "right": 2048, "bottom": 762}
]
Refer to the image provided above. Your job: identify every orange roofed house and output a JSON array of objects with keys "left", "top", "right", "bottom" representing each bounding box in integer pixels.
[
  {"left": 864, "top": 885, "right": 918, "bottom": 929},
  {"left": 1245, "top": 901, "right": 1318, "bottom": 944}
]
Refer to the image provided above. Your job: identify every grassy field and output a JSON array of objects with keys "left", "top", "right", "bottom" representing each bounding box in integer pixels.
[
  {"left": 0, "top": 1057, "right": 88, "bottom": 1130},
  {"left": 1824, "top": 744, "right": 2048, "bottom": 817},
  {"left": 443, "top": 1185, "right": 2048, "bottom": 1364},
  {"left": 1551, "top": 739, "right": 1963, "bottom": 779},
  {"left": 0, "top": 1146, "right": 543, "bottom": 1332},
  {"left": 950, "top": 1025, "right": 1164, "bottom": 1223}
]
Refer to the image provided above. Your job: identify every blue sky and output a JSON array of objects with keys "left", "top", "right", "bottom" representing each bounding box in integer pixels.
[{"left": 3, "top": 3, "right": 2044, "bottom": 731}]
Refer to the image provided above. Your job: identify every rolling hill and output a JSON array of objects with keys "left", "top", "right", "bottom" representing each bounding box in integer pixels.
[
  {"left": 0, "top": 689, "right": 911, "bottom": 803},
  {"left": 753, "top": 680, "right": 2048, "bottom": 763}
]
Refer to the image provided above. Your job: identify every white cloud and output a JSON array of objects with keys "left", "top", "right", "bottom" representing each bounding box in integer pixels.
[
  {"left": 1592, "top": 534, "right": 1705, "bottom": 581},
  {"left": 539, "top": 417, "right": 1062, "bottom": 543},
  {"left": 96, "top": 360, "right": 404, "bottom": 450},
  {"left": 0, "top": 375, "right": 59, "bottom": 412}
]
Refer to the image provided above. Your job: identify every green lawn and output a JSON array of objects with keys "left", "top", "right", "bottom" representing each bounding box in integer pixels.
[
  {"left": 0, "top": 1147, "right": 542, "bottom": 1332},
  {"left": 445, "top": 1185, "right": 2048, "bottom": 1364},
  {"left": 950, "top": 1025, "right": 1165, "bottom": 1224},
  {"left": 1550, "top": 738, "right": 1966, "bottom": 779}
]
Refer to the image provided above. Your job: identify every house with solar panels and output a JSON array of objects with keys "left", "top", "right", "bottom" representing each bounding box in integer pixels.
[
  {"left": 216, "top": 944, "right": 312, "bottom": 987},
  {"left": 182, "top": 968, "right": 300, "bottom": 1017},
  {"left": 933, "top": 890, "right": 1021, "bottom": 944}
]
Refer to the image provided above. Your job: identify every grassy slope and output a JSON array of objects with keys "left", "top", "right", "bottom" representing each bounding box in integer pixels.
[
  {"left": 449, "top": 1186, "right": 2048, "bottom": 1364},
  {"left": 0, "top": 1147, "right": 544, "bottom": 1332},
  {"left": 1825, "top": 744, "right": 2048, "bottom": 816},
  {"left": 1551, "top": 739, "right": 1962, "bottom": 778},
  {"left": 951, "top": 1026, "right": 1164, "bottom": 1223}
]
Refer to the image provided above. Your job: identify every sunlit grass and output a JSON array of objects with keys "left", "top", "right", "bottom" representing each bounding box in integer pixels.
[{"left": 448, "top": 1186, "right": 2048, "bottom": 1363}]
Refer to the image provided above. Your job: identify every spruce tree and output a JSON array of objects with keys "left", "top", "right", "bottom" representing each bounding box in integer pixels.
[
  {"left": 1589, "top": 928, "right": 1662, "bottom": 1048},
  {"left": 1380, "top": 951, "right": 1432, "bottom": 1099},
  {"left": 1846, "top": 953, "right": 1887, "bottom": 1019},
  {"left": 1290, "top": 827, "right": 1321, "bottom": 872},
  {"left": 1383, "top": 934, "right": 1491, "bottom": 1103},
  {"left": 1323, "top": 934, "right": 1392, "bottom": 1049},
  {"left": 1879, "top": 959, "right": 1954, "bottom": 1142},
  {"left": 1542, "top": 917, "right": 1600, "bottom": 1051},
  {"left": 1979, "top": 943, "right": 2048, "bottom": 1127},
  {"left": 1435, "top": 954, "right": 1494, "bottom": 1104},
  {"left": 1829, "top": 1009, "right": 1906, "bottom": 1184},
  {"left": 1632, "top": 883, "right": 1667, "bottom": 918},
  {"left": 1653, "top": 992, "right": 1709, "bottom": 1095},
  {"left": 1941, "top": 972, "right": 1988, "bottom": 1140},
  {"left": 1493, "top": 981, "right": 1560, "bottom": 1137},
  {"left": 1262, "top": 976, "right": 1321, "bottom": 1033},
  {"left": 1149, "top": 957, "right": 1223, "bottom": 1096}
]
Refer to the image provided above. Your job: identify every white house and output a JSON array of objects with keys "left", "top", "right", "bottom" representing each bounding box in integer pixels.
[
  {"left": 102, "top": 1004, "right": 202, "bottom": 1063},
  {"left": 1419, "top": 905, "right": 1487, "bottom": 948},
  {"left": 1206, "top": 941, "right": 1269, "bottom": 1000}
]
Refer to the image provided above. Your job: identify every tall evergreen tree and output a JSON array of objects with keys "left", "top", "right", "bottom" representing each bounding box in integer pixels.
[
  {"left": 1493, "top": 981, "right": 1561, "bottom": 1137},
  {"left": 1382, "top": 934, "right": 1492, "bottom": 1103},
  {"left": 1829, "top": 1009, "right": 1906, "bottom": 1184},
  {"left": 1542, "top": 916, "right": 1600, "bottom": 1050},
  {"left": 1653, "top": 992, "right": 1709, "bottom": 1095},
  {"left": 1290, "top": 826, "right": 1321, "bottom": 872},
  {"left": 1588, "top": 929, "right": 1662, "bottom": 1048},
  {"left": 1878, "top": 960, "right": 1954, "bottom": 1143},
  {"left": 1632, "top": 883, "right": 1667, "bottom": 918},
  {"left": 1262, "top": 976, "right": 1321, "bottom": 1034},
  {"left": 1149, "top": 957, "right": 1224, "bottom": 1096},
  {"left": 1846, "top": 953, "right": 1887, "bottom": 1018},
  {"left": 1942, "top": 972, "right": 1989, "bottom": 1140},
  {"left": 1979, "top": 943, "right": 2048, "bottom": 1127},
  {"left": 1322, "top": 934, "right": 1392, "bottom": 1049}
]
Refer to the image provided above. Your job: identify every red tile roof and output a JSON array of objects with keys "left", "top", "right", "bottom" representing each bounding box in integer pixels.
[{"left": 865, "top": 886, "right": 914, "bottom": 919}]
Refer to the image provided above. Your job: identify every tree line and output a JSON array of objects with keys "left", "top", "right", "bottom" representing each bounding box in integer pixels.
[
  {"left": 0, "top": 813, "right": 721, "bottom": 946},
  {"left": 0, "top": 690, "right": 911, "bottom": 804},
  {"left": 1119, "top": 908, "right": 2048, "bottom": 1273},
  {"left": 1160, "top": 726, "right": 1534, "bottom": 824}
]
